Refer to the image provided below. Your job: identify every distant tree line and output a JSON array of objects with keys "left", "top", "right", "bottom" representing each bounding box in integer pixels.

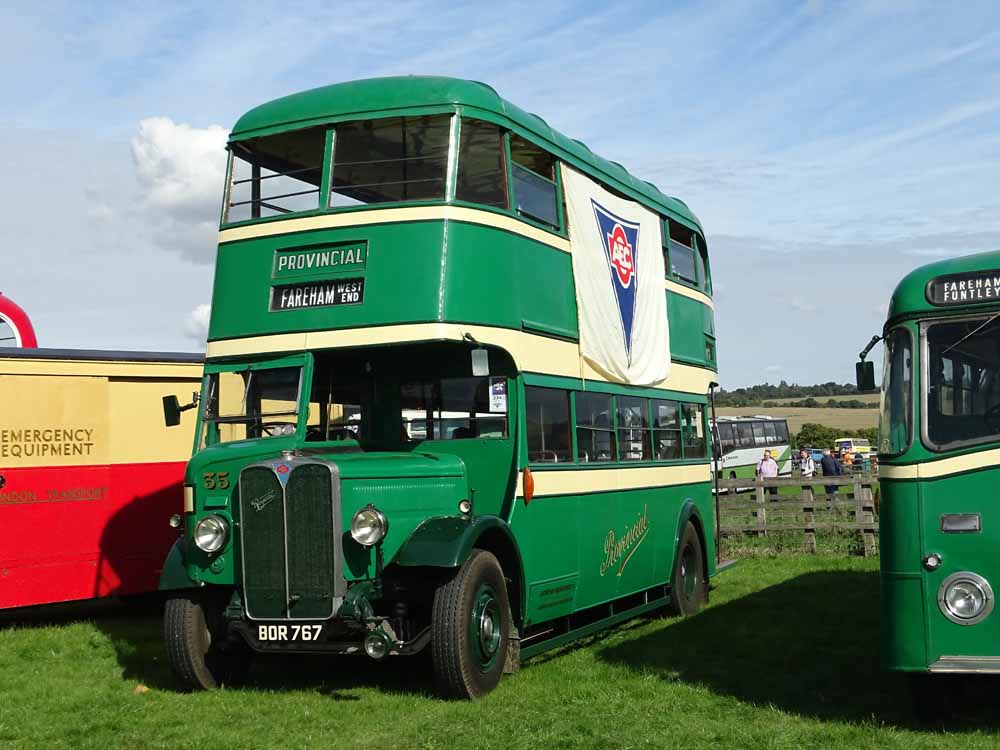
[
  {"left": 761, "top": 398, "right": 877, "bottom": 409},
  {"left": 792, "top": 423, "right": 878, "bottom": 450},
  {"left": 716, "top": 381, "right": 858, "bottom": 407}
]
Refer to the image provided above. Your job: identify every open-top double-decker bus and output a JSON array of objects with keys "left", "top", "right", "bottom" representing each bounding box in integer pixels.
[
  {"left": 160, "top": 76, "right": 718, "bottom": 698},
  {"left": 858, "top": 249, "right": 1000, "bottom": 714}
]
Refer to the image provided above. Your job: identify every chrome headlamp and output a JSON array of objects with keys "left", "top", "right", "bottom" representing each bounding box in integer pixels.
[
  {"left": 938, "top": 572, "right": 994, "bottom": 625},
  {"left": 350, "top": 505, "right": 388, "bottom": 547},
  {"left": 193, "top": 514, "right": 230, "bottom": 553}
]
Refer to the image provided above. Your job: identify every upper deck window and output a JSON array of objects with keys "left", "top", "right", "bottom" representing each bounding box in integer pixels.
[
  {"left": 330, "top": 115, "right": 450, "bottom": 207},
  {"left": 510, "top": 135, "right": 558, "bottom": 229},
  {"left": 226, "top": 127, "right": 326, "bottom": 222},
  {"left": 456, "top": 119, "right": 508, "bottom": 209},
  {"left": 666, "top": 220, "right": 698, "bottom": 286}
]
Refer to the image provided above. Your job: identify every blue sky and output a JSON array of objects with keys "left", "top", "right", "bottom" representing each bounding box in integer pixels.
[{"left": 1, "top": 0, "right": 999, "bottom": 387}]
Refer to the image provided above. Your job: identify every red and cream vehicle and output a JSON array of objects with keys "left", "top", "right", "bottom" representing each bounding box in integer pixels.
[{"left": 0, "top": 348, "right": 201, "bottom": 609}]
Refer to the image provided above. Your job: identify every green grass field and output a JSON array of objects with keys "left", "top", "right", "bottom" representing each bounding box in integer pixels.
[
  {"left": 717, "top": 405, "right": 878, "bottom": 432},
  {"left": 3, "top": 557, "right": 1000, "bottom": 749}
]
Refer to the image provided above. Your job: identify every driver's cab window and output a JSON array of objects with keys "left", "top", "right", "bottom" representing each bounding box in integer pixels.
[
  {"left": 201, "top": 366, "right": 301, "bottom": 446},
  {"left": 307, "top": 371, "right": 366, "bottom": 442},
  {"left": 400, "top": 377, "right": 509, "bottom": 441}
]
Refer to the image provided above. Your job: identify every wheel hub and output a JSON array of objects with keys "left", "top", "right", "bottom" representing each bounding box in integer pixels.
[{"left": 472, "top": 585, "right": 502, "bottom": 667}]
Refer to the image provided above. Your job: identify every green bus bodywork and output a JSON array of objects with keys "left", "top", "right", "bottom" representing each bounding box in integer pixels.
[
  {"left": 876, "top": 250, "right": 1000, "bottom": 687},
  {"left": 161, "top": 77, "right": 718, "bottom": 698}
]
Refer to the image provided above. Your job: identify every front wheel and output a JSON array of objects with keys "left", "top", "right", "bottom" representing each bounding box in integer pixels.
[
  {"left": 665, "top": 521, "right": 708, "bottom": 617},
  {"left": 431, "top": 549, "right": 512, "bottom": 699},
  {"left": 163, "top": 591, "right": 251, "bottom": 690}
]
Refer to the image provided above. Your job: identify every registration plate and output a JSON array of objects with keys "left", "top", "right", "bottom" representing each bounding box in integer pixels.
[{"left": 256, "top": 624, "right": 324, "bottom": 642}]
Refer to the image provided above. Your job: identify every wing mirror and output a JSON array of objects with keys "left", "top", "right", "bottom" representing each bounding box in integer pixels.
[
  {"left": 856, "top": 360, "right": 876, "bottom": 393},
  {"left": 163, "top": 392, "right": 200, "bottom": 427},
  {"left": 856, "top": 335, "right": 881, "bottom": 393}
]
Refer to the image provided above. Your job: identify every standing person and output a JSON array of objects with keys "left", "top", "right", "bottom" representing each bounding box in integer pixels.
[
  {"left": 757, "top": 448, "right": 779, "bottom": 498},
  {"left": 820, "top": 449, "right": 841, "bottom": 495},
  {"left": 798, "top": 449, "right": 816, "bottom": 479}
]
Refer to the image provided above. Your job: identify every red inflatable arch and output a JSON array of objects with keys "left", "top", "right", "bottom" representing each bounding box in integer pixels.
[{"left": 0, "top": 293, "right": 38, "bottom": 348}]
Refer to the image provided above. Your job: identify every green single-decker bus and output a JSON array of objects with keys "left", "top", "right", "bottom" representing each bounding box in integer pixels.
[{"left": 859, "top": 249, "right": 1000, "bottom": 713}]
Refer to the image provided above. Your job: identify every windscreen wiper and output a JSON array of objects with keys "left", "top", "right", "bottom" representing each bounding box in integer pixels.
[{"left": 942, "top": 313, "right": 1000, "bottom": 356}]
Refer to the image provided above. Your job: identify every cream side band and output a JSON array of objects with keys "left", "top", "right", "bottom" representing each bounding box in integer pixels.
[
  {"left": 516, "top": 464, "right": 711, "bottom": 497},
  {"left": 880, "top": 447, "right": 1000, "bottom": 480},
  {"left": 206, "top": 323, "right": 718, "bottom": 395},
  {"left": 218, "top": 206, "right": 713, "bottom": 309},
  {"left": 0, "top": 360, "right": 201, "bottom": 378}
]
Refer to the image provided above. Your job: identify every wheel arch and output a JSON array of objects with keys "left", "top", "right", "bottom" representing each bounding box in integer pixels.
[
  {"left": 671, "top": 500, "right": 708, "bottom": 585},
  {"left": 393, "top": 515, "right": 525, "bottom": 625}
]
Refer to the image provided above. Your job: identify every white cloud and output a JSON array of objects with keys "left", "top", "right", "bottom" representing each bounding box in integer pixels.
[
  {"left": 184, "top": 304, "right": 211, "bottom": 345},
  {"left": 131, "top": 117, "right": 227, "bottom": 262}
]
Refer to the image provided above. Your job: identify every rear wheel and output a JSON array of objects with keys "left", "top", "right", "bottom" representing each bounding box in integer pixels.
[
  {"left": 431, "top": 549, "right": 511, "bottom": 699},
  {"left": 163, "top": 591, "right": 251, "bottom": 690},
  {"left": 665, "top": 521, "right": 707, "bottom": 616}
]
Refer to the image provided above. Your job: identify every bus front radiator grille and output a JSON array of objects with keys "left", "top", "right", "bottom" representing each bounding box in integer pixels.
[
  {"left": 238, "top": 459, "right": 344, "bottom": 620},
  {"left": 285, "top": 463, "right": 339, "bottom": 619},
  {"left": 239, "top": 466, "right": 287, "bottom": 619}
]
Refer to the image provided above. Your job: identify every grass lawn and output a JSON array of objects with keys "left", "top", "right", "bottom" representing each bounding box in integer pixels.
[{"left": 4, "top": 557, "right": 1000, "bottom": 749}]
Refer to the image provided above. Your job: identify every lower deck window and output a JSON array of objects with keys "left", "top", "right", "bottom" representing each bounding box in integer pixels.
[
  {"left": 682, "top": 402, "right": 707, "bottom": 458},
  {"left": 618, "top": 396, "right": 651, "bottom": 461},
  {"left": 401, "top": 377, "right": 508, "bottom": 440},
  {"left": 575, "top": 391, "right": 615, "bottom": 462},
  {"left": 525, "top": 387, "right": 572, "bottom": 463},
  {"left": 652, "top": 400, "right": 681, "bottom": 459}
]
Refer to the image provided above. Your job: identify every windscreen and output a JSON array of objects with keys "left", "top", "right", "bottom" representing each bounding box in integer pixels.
[
  {"left": 924, "top": 316, "right": 1000, "bottom": 449},
  {"left": 201, "top": 366, "right": 301, "bottom": 446},
  {"left": 879, "top": 327, "right": 913, "bottom": 455}
]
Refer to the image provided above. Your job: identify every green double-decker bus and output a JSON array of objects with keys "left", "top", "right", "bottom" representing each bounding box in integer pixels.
[
  {"left": 160, "top": 76, "right": 719, "bottom": 698},
  {"left": 860, "top": 249, "right": 1000, "bottom": 711}
]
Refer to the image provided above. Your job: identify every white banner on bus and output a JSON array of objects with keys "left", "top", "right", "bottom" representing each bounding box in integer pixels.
[{"left": 562, "top": 165, "right": 670, "bottom": 385}]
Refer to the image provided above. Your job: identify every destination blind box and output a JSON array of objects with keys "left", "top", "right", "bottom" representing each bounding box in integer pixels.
[
  {"left": 271, "top": 278, "right": 365, "bottom": 311},
  {"left": 926, "top": 270, "right": 1000, "bottom": 306}
]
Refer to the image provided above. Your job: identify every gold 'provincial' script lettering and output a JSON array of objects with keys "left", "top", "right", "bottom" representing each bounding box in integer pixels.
[{"left": 600, "top": 505, "right": 650, "bottom": 577}]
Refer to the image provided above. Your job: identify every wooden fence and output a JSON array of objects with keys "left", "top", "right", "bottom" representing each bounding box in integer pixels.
[{"left": 715, "top": 475, "right": 878, "bottom": 556}]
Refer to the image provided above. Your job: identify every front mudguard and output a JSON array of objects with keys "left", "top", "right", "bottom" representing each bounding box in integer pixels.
[
  {"left": 393, "top": 515, "right": 512, "bottom": 567},
  {"left": 393, "top": 515, "right": 525, "bottom": 619},
  {"left": 159, "top": 537, "right": 197, "bottom": 591}
]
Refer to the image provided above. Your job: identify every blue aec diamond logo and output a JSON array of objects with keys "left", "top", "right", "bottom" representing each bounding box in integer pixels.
[{"left": 592, "top": 200, "right": 640, "bottom": 364}]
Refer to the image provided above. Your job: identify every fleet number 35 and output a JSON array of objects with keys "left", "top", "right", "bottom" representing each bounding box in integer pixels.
[
  {"left": 203, "top": 471, "right": 230, "bottom": 489},
  {"left": 258, "top": 624, "right": 323, "bottom": 641}
]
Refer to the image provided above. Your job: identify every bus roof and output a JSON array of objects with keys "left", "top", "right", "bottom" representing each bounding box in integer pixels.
[
  {"left": 230, "top": 76, "right": 702, "bottom": 232},
  {"left": 888, "top": 248, "right": 1000, "bottom": 324},
  {"left": 0, "top": 348, "right": 203, "bottom": 363}
]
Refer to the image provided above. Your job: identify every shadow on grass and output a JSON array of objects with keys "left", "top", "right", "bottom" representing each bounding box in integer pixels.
[
  {"left": 91, "top": 608, "right": 436, "bottom": 697},
  {"left": 598, "top": 570, "right": 1000, "bottom": 728}
]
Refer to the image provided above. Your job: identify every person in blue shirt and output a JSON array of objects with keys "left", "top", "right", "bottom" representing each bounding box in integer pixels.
[{"left": 820, "top": 449, "right": 841, "bottom": 495}]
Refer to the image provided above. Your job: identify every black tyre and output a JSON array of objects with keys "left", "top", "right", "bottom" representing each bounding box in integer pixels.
[
  {"left": 665, "top": 521, "right": 708, "bottom": 617},
  {"left": 163, "top": 591, "right": 251, "bottom": 690},
  {"left": 431, "top": 549, "right": 511, "bottom": 699}
]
